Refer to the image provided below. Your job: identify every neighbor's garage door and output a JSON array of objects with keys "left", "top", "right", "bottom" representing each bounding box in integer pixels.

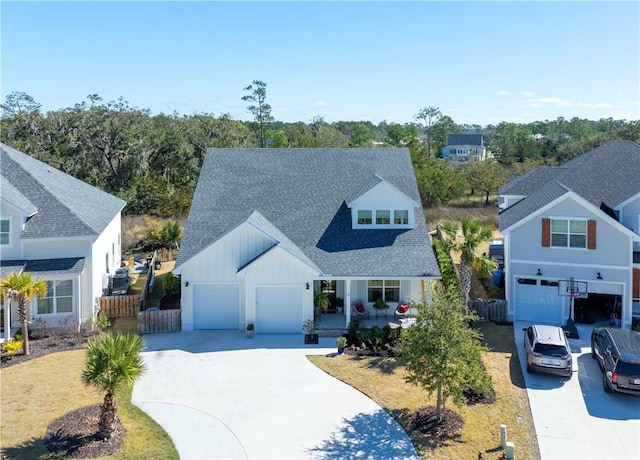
[
  {"left": 193, "top": 284, "right": 240, "bottom": 330},
  {"left": 256, "top": 286, "right": 303, "bottom": 333},
  {"left": 515, "top": 279, "right": 564, "bottom": 324}
]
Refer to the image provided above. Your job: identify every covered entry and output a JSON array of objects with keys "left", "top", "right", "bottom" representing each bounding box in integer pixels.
[
  {"left": 256, "top": 286, "right": 303, "bottom": 333},
  {"left": 193, "top": 283, "right": 240, "bottom": 330}
]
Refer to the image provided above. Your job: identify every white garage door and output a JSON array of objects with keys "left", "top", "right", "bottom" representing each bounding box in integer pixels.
[
  {"left": 515, "top": 279, "right": 564, "bottom": 324},
  {"left": 193, "top": 284, "right": 240, "bottom": 330},
  {"left": 256, "top": 286, "right": 303, "bottom": 334}
]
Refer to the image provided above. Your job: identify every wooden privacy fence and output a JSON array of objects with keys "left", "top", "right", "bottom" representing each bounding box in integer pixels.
[
  {"left": 137, "top": 309, "right": 181, "bottom": 334},
  {"left": 468, "top": 299, "right": 508, "bottom": 322},
  {"left": 99, "top": 295, "right": 140, "bottom": 318}
]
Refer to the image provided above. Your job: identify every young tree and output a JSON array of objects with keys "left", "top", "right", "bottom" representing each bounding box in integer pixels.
[
  {"left": 399, "top": 287, "right": 490, "bottom": 422},
  {"left": 465, "top": 160, "right": 507, "bottom": 204},
  {"left": 82, "top": 332, "right": 146, "bottom": 440},
  {"left": 0, "top": 272, "right": 48, "bottom": 355},
  {"left": 439, "top": 217, "right": 497, "bottom": 304},
  {"left": 414, "top": 106, "right": 442, "bottom": 158},
  {"left": 242, "top": 80, "right": 274, "bottom": 148}
]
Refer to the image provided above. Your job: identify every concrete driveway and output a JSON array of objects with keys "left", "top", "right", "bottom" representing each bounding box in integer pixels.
[
  {"left": 131, "top": 331, "right": 417, "bottom": 460},
  {"left": 514, "top": 322, "right": 640, "bottom": 460}
]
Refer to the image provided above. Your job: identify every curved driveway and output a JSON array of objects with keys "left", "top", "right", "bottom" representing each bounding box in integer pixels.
[{"left": 132, "top": 331, "right": 417, "bottom": 459}]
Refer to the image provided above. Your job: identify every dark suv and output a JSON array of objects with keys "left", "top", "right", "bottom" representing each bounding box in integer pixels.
[{"left": 591, "top": 327, "right": 640, "bottom": 395}]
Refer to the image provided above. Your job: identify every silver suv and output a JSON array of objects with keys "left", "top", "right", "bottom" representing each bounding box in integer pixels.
[{"left": 523, "top": 324, "right": 573, "bottom": 378}]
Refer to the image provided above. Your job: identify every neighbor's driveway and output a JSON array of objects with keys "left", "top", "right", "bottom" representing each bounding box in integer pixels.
[
  {"left": 514, "top": 322, "right": 640, "bottom": 460},
  {"left": 131, "top": 331, "right": 417, "bottom": 460}
]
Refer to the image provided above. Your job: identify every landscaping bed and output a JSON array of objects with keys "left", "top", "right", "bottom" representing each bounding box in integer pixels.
[{"left": 308, "top": 321, "right": 539, "bottom": 459}]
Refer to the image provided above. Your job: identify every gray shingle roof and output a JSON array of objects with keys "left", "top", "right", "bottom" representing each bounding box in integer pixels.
[
  {"left": 0, "top": 257, "right": 84, "bottom": 278},
  {"left": 1, "top": 143, "right": 126, "bottom": 238},
  {"left": 177, "top": 148, "right": 440, "bottom": 278},
  {"left": 500, "top": 140, "right": 640, "bottom": 230},
  {"left": 446, "top": 134, "right": 484, "bottom": 146}
]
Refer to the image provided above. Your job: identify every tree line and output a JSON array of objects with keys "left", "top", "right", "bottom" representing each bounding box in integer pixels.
[{"left": 2, "top": 89, "right": 638, "bottom": 216}]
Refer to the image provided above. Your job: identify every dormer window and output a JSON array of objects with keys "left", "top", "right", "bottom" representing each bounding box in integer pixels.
[
  {"left": 347, "top": 176, "right": 420, "bottom": 230},
  {"left": 394, "top": 210, "right": 409, "bottom": 225},
  {"left": 376, "top": 210, "right": 390, "bottom": 225},
  {"left": 357, "top": 210, "right": 372, "bottom": 225}
]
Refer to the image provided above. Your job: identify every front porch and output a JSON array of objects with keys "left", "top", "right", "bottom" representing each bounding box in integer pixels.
[{"left": 315, "top": 310, "right": 412, "bottom": 336}]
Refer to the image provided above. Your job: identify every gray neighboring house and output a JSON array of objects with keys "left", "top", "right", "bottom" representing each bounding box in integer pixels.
[
  {"left": 441, "top": 134, "right": 488, "bottom": 161},
  {"left": 173, "top": 148, "right": 441, "bottom": 333},
  {"left": 1, "top": 143, "right": 126, "bottom": 341},
  {"left": 499, "top": 140, "right": 640, "bottom": 328}
]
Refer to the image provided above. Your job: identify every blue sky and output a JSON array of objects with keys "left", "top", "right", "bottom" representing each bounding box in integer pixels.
[{"left": 2, "top": 1, "right": 639, "bottom": 125}]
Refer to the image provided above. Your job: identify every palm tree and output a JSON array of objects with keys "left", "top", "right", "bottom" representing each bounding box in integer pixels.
[
  {"left": 439, "top": 217, "right": 497, "bottom": 304},
  {"left": 82, "top": 332, "right": 147, "bottom": 440},
  {"left": 0, "top": 272, "right": 48, "bottom": 355},
  {"left": 162, "top": 220, "right": 181, "bottom": 250}
]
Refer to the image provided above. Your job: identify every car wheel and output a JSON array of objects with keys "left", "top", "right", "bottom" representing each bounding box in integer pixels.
[
  {"left": 526, "top": 361, "right": 534, "bottom": 374},
  {"left": 603, "top": 372, "right": 613, "bottom": 393},
  {"left": 591, "top": 344, "right": 596, "bottom": 359}
]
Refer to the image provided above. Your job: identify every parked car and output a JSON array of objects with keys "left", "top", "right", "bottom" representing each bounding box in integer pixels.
[
  {"left": 591, "top": 327, "right": 640, "bottom": 395},
  {"left": 523, "top": 324, "right": 573, "bottom": 378}
]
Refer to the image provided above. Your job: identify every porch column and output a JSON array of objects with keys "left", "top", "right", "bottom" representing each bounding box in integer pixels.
[{"left": 345, "top": 280, "right": 351, "bottom": 328}]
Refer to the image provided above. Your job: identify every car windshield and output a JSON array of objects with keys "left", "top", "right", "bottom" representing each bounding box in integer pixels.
[
  {"left": 534, "top": 344, "right": 567, "bottom": 356},
  {"left": 616, "top": 361, "right": 640, "bottom": 376}
]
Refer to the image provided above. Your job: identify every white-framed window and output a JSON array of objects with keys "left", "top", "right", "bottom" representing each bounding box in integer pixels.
[
  {"left": 0, "top": 219, "right": 9, "bottom": 245},
  {"left": 367, "top": 280, "right": 400, "bottom": 303},
  {"left": 394, "top": 210, "right": 409, "bottom": 224},
  {"left": 37, "top": 280, "right": 73, "bottom": 314},
  {"left": 551, "top": 218, "right": 587, "bottom": 248},
  {"left": 357, "top": 210, "right": 372, "bottom": 225},
  {"left": 376, "top": 210, "right": 390, "bottom": 225}
]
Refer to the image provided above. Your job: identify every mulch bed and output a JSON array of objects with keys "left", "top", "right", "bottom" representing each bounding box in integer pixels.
[
  {"left": 411, "top": 406, "right": 464, "bottom": 438},
  {"left": 1, "top": 330, "right": 101, "bottom": 368},
  {"left": 43, "top": 405, "right": 125, "bottom": 459}
]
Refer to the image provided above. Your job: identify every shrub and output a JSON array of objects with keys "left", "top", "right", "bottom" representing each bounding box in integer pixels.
[
  {"left": 302, "top": 319, "right": 317, "bottom": 335},
  {"left": 162, "top": 274, "right": 182, "bottom": 297},
  {"left": 347, "top": 318, "right": 361, "bottom": 346},
  {"left": 336, "top": 336, "right": 347, "bottom": 348},
  {"left": 2, "top": 339, "right": 23, "bottom": 356},
  {"left": 433, "top": 238, "right": 459, "bottom": 294}
]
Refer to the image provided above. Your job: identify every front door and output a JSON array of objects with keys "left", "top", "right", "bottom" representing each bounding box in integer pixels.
[{"left": 321, "top": 280, "right": 337, "bottom": 313}]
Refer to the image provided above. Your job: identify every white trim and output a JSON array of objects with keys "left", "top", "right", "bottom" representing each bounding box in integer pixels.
[
  {"left": 614, "top": 191, "right": 640, "bottom": 210},
  {"left": 0, "top": 196, "right": 36, "bottom": 218},
  {"left": 347, "top": 179, "right": 420, "bottom": 208},
  {"left": 509, "top": 259, "right": 629, "bottom": 271},
  {"left": 501, "top": 191, "right": 638, "bottom": 241},
  {"left": 236, "top": 245, "right": 321, "bottom": 276}
]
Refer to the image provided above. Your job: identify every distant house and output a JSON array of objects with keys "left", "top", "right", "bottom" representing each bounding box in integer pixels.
[
  {"left": 173, "top": 148, "right": 441, "bottom": 333},
  {"left": 499, "top": 140, "right": 640, "bottom": 329},
  {"left": 441, "top": 134, "right": 488, "bottom": 161},
  {"left": 1, "top": 143, "right": 126, "bottom": 340}
]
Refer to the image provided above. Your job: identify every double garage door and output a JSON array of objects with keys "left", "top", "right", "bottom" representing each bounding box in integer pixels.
[
  {"left": 515, "top": 279, "right": 624, "bottom": 324},
  {"left": 193, "top": 284, "right": 302, "bottom": 333}
]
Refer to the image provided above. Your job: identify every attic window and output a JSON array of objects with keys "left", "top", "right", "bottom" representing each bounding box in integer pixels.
[{"left": 357, "top": 210, "right": 372, "bottom": 225}]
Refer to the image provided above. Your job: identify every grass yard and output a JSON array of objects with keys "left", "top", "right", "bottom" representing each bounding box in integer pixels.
[
  {"left": 308, "top": 322, "right": 539, "bottom": 460},
  {"left": 1, "top": 345, "right": 178, "bottom": 460}
]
